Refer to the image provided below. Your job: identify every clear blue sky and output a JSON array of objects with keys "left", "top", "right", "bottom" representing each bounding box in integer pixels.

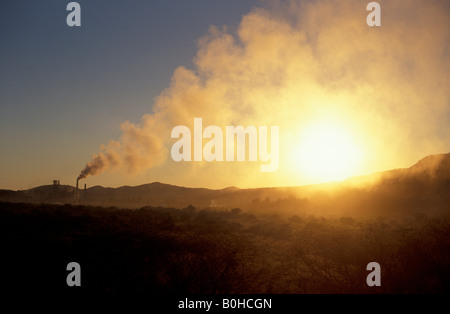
[{"left": 0, "top": 0, "right": 259, "bottom": 189}]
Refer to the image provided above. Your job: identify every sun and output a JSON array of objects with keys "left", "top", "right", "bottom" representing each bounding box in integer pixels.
[{"left": 292, "top": 123, "right": 363, "bottom": 183}]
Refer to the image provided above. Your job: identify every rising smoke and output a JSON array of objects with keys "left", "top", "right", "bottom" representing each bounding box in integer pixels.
[{"left": 77, "top": 0, "right": 450, "bottom": 185}]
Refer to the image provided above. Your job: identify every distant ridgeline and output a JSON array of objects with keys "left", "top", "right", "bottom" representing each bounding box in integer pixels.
[{"left": 1, "top": 154, "right": 449, "bottom": 218}]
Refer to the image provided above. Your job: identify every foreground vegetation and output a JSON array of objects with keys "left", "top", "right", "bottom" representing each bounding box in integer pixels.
[{"left": 1, "top": 202, "right": 448, "bottom": 294}]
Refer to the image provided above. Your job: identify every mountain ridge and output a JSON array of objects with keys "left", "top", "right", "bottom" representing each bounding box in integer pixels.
[{"left": 1, "top": 153, "right": 449, "bottom": 217}]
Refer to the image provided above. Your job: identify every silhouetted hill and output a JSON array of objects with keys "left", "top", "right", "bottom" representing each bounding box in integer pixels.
[
  {"left": 1, "top": 153, "right": 449, "bottom": 217},
  {"left": 330, "top": 153, "right": 450, "bottom": 217},
  {"left": 407, "top": 153, "right": 450, "bottom": 180}
]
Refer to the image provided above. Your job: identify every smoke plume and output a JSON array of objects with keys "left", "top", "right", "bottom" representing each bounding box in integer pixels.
[{"left": 78, "top": 0, "right": 450, "bottom": 187}]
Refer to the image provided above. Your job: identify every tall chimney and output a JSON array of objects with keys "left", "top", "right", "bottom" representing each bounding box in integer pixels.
[{"left": 76, "top": 179, "right": 79, "bottom": 189}]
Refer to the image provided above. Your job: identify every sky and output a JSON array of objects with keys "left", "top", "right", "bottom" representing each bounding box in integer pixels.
[{"left": 1, "top": 0, "right": 449, "bottom": 190}]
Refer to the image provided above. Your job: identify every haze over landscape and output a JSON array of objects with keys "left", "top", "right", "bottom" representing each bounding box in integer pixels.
[
  {"left": 1, "top": 0, "right": 449, "bottom": 296},
  {"left": 2, "top": 153, "right": 449, "bottom": 219},
  {"left": 2, "top": 152, "right": 449, "bottom": 294}
]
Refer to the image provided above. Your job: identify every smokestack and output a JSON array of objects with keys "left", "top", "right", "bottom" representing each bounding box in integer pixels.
[{"left": 76, "top": 179, "right": 79, "bottom": 189}]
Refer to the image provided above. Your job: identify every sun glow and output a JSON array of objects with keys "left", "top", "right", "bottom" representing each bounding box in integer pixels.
[{"left": 292, "top": 123, "right": 363, "bottom": 183}]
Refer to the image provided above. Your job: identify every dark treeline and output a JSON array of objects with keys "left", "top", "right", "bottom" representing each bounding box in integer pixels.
[{"left": 1, "top": 201, "right": 449, "bottom": 294}]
